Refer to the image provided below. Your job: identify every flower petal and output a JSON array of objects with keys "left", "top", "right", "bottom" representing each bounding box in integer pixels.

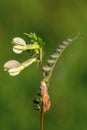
[
  {"left": 13, "top": 47, "right": 23, "bottom": 54},
  {"left": 8, "top": 68, "right": 21, "bottom": 76},
  {"left": 3, "top": 60, "right": 20, "bottom": 71},
  {"left": 13, "top": 45, "right": 25, "bottom": 54},
  {"left": 12, "top": 37, "right": 26, "bottom": 46},
  {"left": 8, "top": 67, "right": 22, "bottom": 76},
  {"left": 8, "top": 64, "right": 24, "bottom": 76}
]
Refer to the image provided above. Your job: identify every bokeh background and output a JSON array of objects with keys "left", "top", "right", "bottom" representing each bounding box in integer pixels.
[{"left": 0, "top": 0, "right": 87, "bottom": 130}]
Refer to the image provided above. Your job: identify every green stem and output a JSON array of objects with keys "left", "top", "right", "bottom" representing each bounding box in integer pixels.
[
  {"left": 40, "top": 101, "right": 44, "bottom": 130},
  {"left": 39, "top": 47, "right": 44, "bottom": 130},
  {"left": 40, "top": 48, "right": 45, "bottom": 78},
  {"left": 40, "top": 48, "right": 43, "bottom": 62}
]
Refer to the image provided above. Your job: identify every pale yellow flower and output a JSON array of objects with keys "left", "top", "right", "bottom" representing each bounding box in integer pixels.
[
  {"left": 12, "top": 37, "right": 27, "bottom": 54},
  {"left": 12, "top": 37, "right": 40, "bottom": 54},
  {"left": 3, "top": 58, "right": 37, "bottom": 76}
]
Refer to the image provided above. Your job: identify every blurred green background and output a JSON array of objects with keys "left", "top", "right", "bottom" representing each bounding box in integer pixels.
[{"left": 0, "top": 0, "right": 87, "bottom": 130}]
